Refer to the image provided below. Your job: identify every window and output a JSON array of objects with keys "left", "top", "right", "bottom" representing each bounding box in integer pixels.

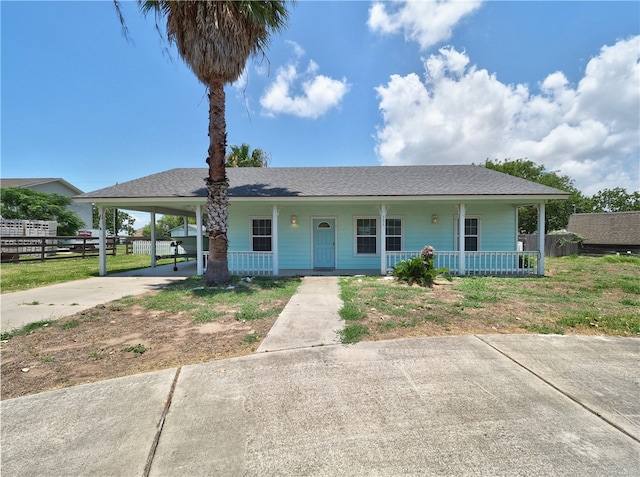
[
  {"left": 252, "top": 218, "right": 272, "bottom": 251},
  {"left": 464, "top": 218, "right": 479, "bottom": 251},
  {"left": 385, "top": 218, "right": 402, "bottom": 252},
  {"left": 356, "top": 218, "right": 377, "bottom": 254},
  {"left": 456, "top": 217, "right": 480, "bottom": 251}
]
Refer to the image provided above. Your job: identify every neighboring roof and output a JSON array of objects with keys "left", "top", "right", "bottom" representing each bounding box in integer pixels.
[
  {"left": 568, "top": 212, "right": 640, "bottom": 246},
  {"left": 78, "top": 165, "right": 570, "bottom": 200},
  {"left": 0, "top": 178, "right": 84, "bottom": 195}
]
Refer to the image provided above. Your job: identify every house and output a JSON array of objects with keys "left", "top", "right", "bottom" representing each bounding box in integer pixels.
[
  {"left": 76, "top": 165, "right": 569, "bottom": 277},
  {"left": 169, "top": 224, "right": 203, "bottom": 238},
  {"left": 567, "top": 211, "right": 640, "bottom": 255},
  {"left": 0, "top": 178, "right": 92, "bottom": 229}
]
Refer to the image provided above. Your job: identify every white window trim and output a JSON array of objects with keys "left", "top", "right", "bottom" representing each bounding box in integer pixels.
[
  {"left": 385, "top": 216, "right": 404, "bottom": 252},
  {"left": 250, "top": 216, "right": 272, "bottom": 252},
  {"left": 354, "top": 216, "right": 379, "bottom": 256},
  {"left": 454, "top": 215, "right": 481, "bottom": 251}
]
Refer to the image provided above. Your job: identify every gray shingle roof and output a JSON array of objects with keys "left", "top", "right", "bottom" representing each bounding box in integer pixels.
[
  {"left": 78, "top": 165, "right": 569, "bottom": 199},
  {"left": 568, "top": 212, "right": 640, "bottom": 246},
  {"left": 1, "top": 178, "right": 84, "bottom": 194}
]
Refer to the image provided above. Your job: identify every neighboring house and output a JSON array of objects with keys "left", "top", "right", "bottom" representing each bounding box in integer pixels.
[
  {"left": 567, "top": 212, "right": 640, "bottom": 255},
  {"left": 76, "top": 165, "right": 569, "bottom": 277},
  {"left": 0, "top": 178, "right": 92, "bottom": 230},
  {"left": 169, "top": 224, "right": 203, "bottom": 238}
]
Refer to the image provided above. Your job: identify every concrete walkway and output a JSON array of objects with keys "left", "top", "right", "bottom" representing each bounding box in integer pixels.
[
  {"left": 1, "top": 272, "right": 639, "bottom": 476},
  {"left": 257, "top": 276, "right": 344, "bottom": 352}
]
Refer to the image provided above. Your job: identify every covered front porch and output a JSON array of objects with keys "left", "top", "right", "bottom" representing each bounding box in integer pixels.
[{"left": 95, "top": 198, "right": 546, "bottom": 278}]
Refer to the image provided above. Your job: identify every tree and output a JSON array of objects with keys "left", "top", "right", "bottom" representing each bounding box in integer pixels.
[
  {"left": 0, "top": 187, "right": 85, "bottom": 236},
  {"left": 589, "top": 187, "right": 640, "bottom": 212},
  {"left": 226, "top": 143, "right": 270, "bottom": 167},
  {"left": 91, "top": 205, "right": 136, "bottom": 235},
  {"left": 118, "top": 1, "right": 292, "bottom": 285},
  {"left": 482, "top": 158, "right": 587, "bottom": 233}
]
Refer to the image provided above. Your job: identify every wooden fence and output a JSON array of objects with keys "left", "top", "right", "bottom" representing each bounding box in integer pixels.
[
  {"left": 0, "top": 236, "right": 117, "bottom": 262},
  {"left": 518, "top": 234, "right": 580, "bottom": 257}
]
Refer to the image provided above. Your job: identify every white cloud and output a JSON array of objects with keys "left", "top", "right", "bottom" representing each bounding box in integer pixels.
[
  {"left": 260, "top": 45, "right": 350, "bottom": 119},
  {"left": 368, "top": 0, "right": 482, "bottom": 50},
  {"left": 285, "top": 40, "right": 306, "bottom": 59},
  {"left": 374, "top": 37, "right": 640, "bottom": 195}
]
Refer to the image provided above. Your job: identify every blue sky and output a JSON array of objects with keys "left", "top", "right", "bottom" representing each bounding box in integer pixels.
[{"left": 2, "top": 1, "right": 639, "bottom": 228}]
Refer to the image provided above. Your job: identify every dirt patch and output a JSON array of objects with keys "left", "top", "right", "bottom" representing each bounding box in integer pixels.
[{"left": 1, "top": 294, "right": 281, "bottom": 400}]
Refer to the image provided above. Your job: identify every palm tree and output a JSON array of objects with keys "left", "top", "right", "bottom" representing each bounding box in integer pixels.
[
  {"left": 226, "top": 143, "right": 270, "bottom": 167},
  {"left": 118, "top": 1, "right": 291, "bottom": 285}
]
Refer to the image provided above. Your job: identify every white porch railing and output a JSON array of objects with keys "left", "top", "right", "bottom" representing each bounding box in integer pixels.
[
  {"left": 386, "top": 250, "right": 540, "bottom": 277},
  {"left": 203, "top": 251, "right": 274, "bottom": 276}
]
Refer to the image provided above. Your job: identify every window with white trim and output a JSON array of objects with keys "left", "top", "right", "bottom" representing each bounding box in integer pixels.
[
  {"left": 252, "top": 218, "right": 272, "bottom": 251},
  {"left": 355, "top": 217, "right": 377, "bottom": 254},
  {"left": 456, "top": 217, "right": 480, "bottom": 251},
  {"left": 385, "top": 217, "right": 403, "bottom": 252}
]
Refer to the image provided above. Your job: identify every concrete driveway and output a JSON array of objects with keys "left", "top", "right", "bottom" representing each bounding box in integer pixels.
[
  {"left": 2, "top": 334, "right": 638, "bottom": 476},
  {"left": 0, "top": 261, "right": 194, "bottom": 333}
]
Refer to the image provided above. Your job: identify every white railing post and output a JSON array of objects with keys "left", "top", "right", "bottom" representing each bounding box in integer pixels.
[
  {"left": 538, "top": 202, "right": 546, "bottom": 276},
  {"left": 98, "top": 206, "right": 106, "bottom": 276},
  {"left": 379, "top": 205, "right": 387, "bottom": 275},
  {"left": 150, "top": 211, "right": 156, "bottom": 268},
  {"left": 272, "top": 205, "right": 279, "bottom": 276},
  {"left": 458, "top": 204, "right": 466, "bottom": 276},
  {"left": 196, "top": 205, "right": 204, "bottom": 276}
]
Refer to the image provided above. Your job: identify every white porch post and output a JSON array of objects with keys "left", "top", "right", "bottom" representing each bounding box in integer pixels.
[
  {"left": 183, "top": 217, "right": 188, "bottom": 237},
  {"left": 458, "top": 203, "right": 466, "bottom": 276},
  {"left": 98, "top": 206, "right": 107, "bottom": 276},
  {"left": 196, "top": 205, "right": 204, "bottom": 275},
  {"left": 150, "top": 211, "right": 157, "bottom": 268},
  {"left": 379, "top": 204, "right": 387, "bottom": 275},
  {"left": 272, "top": 205, "right": 279, "bottom": 276},
  {"left": 537, "top": 202, "right": 546, "bottom": 276},
  {"left": 515, "top": 206, "right": 520, "bottom": 250}
]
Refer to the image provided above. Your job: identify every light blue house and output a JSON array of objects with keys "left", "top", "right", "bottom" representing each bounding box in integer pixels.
[{"left": 78, "top": 165, "right": 569, "bottom": 277}]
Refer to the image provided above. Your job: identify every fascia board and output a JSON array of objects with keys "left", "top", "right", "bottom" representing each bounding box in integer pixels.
[{"left": 229, "top": 194, "right": 570, "bottom": 202}]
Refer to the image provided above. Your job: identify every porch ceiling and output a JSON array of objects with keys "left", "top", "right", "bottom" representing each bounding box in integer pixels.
[{"left": 88, "top": 198, "right": 201, "bottom": 217}]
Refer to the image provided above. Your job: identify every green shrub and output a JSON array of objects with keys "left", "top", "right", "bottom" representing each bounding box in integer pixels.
[{"left": 392, "top": 256, "right": 450, "bottom": 288}]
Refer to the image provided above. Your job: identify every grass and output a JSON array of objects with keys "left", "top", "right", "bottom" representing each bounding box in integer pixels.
[
  {"left": 136, "top": 276, "right": 300, "bottom": 324},
  {"left": 123, "top": 344, "right": 149, "bottom": 355},
  {"left": 0, "top": 251, "right": 177, "bottom": 292},
  {"left": 338, "top": 324, "right": 369, "bottom": 344},
  {"left": 61, "top": 319, "right": 80, "bottom": 330},
  {"left": 243, "top": 333, "right": 260, "bottom": 344},
  {"left": 1, "top": 320, "right": 55, "bottom": 340},
  {"left": 338, "top": 256, "right": 640, "bottom": 343},
  {"left": 193, "top": 309, "right": 226, "bottom": 323}
]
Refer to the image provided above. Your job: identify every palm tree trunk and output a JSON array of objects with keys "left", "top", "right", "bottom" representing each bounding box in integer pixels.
[{"left": 204, "top": 78, "right": 230, "bottom": 285}]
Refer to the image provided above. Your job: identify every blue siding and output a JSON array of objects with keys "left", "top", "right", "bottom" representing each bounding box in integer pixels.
[{"left": 228, "top": 200, "right": 518, "bottom": 272}]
